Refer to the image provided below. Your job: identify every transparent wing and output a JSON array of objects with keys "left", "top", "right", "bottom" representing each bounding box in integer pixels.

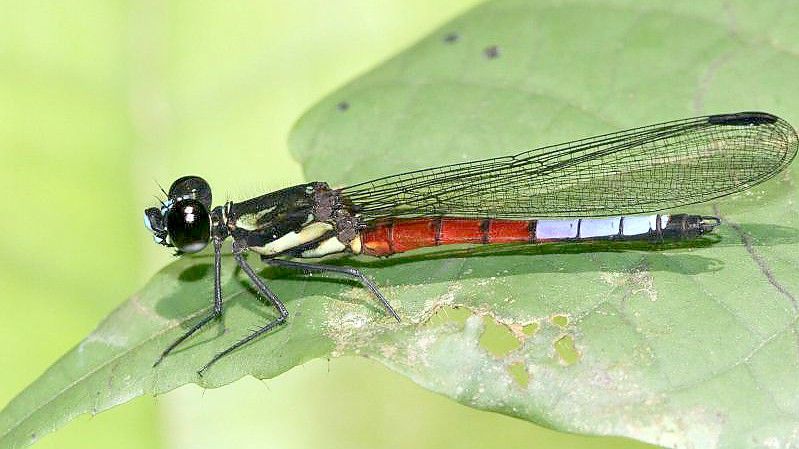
[{"left": 341, "top": 112, "right": 798, "bottom": 220}]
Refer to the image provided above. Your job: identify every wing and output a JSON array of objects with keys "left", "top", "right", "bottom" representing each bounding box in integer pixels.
[{"left": 340, "top": 112, "right": 798, "bottom": 220}]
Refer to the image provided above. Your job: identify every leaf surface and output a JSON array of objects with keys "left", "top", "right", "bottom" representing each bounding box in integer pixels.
[{"left": 2, "top": 1, "right": 798, "bottom": 448}]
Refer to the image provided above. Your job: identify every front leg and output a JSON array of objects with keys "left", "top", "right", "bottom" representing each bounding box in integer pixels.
[
  {"left": 197, "top": 241, "right": 289, "bottom": 376},
  {"left": 153, "top": 236, "right": 224, "bottom": 367}
]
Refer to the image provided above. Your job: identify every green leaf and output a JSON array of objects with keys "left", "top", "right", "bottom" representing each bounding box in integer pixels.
[
  {"left": 2, "top": 1, "right": 798, "bottom": 449},
  {"left": 288, "top": 1, "right": 799, "bottom": 448}
]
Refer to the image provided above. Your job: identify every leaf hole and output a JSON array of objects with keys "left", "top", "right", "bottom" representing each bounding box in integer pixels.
[
  {"left": 551, "top": 314, "right": 569, "bottom": 328},
  {"left": 479, "top": 316, "right": 520, "bottom": 357},
  {"left": 554, "top": 334, "right": 580, "bottom": 365},
  {"left": 425, "top": 305, "right": 471, "bottom": 328},
  {"left": 522, "top": 322, "right": 539, "bottom": 336},
  {"left": 507, "top": 361, "right": 529, "bottom": 387}
]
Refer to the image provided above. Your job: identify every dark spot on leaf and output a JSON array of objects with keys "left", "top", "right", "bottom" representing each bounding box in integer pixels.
[
  {"left": 336, "top": 101, "right": 350, "bottom": 111},
  {"left": 30, "top": 433, "right": 37, "bottom": 441},
  {"left": 443, "top": 32, "right": 460, "bottom": 43},
  {"left": 484, "top": 45, "right": 500, "bottom": 59},
  {"left": 179, "top": 263, "right": 211, "bottom": 282}
]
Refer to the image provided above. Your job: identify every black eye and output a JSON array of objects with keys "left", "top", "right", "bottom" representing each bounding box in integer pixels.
[
  {"left": 166, "top": 199, "right": 210, "bottom": 253},
  {"left": 168, "top": 176, "right": 212, "bottom": 209}
]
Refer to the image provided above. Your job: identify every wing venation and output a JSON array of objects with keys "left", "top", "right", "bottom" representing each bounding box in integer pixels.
[{"left": 341, "top": 113, "right": 798, "bottom": 220}]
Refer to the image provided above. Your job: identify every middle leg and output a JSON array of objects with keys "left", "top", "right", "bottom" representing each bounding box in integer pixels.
[
  {"left": 262, "top": 257, "right": 400, "bottom": 322},
  {"left": 197, "top": 248, "right": 289, "bottom": 376}
]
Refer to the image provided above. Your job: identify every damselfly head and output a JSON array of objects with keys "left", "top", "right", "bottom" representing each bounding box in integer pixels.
[
  {"left": 144, "top": 207, "right": 168, "bottom": 245},
  {"left": 168, "top": 176, "right": 213, "bottom": 209},
  {"left": 144, "top": 176, "right": 213, "bottom": 254}
]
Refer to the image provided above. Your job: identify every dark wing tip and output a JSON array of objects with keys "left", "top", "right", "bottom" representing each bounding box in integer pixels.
[{"left": 707, "top": 111, "right": 780, "bottom": 126}]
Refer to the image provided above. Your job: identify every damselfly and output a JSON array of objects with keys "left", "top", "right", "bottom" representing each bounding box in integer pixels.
[{"left": 144, "top": 111, "right": 797, "bottom": 375}]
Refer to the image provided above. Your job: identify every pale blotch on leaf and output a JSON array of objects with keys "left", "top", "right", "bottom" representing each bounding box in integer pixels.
[
  {"left": 600, "top": 264, "right": 657, "bottom": 302},
  {"left": 424, "top": 305, "right": 524, "bottom": 357},
  {"left": 506, "top": 319, "right": 539, "bottom": 340}
]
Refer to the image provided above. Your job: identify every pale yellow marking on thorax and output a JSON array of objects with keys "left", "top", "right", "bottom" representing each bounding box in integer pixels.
[
  {"left": 349, "top": 235, "right": 362, "bottom": 254},
  {"left": 250, "top": 222, "right": 333, "bottom": 256},
  {"left": 301, "top": 236, "right": 347, "bottom": 258},
  {"left": 236, "top": 206, "right": 278, "bottom": 231}
]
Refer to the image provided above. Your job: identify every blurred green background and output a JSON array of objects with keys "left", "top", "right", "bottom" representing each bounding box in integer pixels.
[{"left": 0, "top": 1, "right": 654, "bottom": 448}]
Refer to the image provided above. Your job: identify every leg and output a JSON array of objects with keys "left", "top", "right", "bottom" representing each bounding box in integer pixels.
[
  {"left": 262, "top": 257, "right": 400, "bottom": 322},
  {"left": 197, "top": 248, "right": 289, "bottom": 376},
  {"left": 153, "top": 237, "right": 224, "bottom": 367}
]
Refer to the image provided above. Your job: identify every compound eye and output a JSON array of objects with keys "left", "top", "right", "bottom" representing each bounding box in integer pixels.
[
  {"left": 168, "top": 176, "right": 212, "bottom": 209},
  {"left": 166, "top": 199, "right": 210, "bottom": 253}
]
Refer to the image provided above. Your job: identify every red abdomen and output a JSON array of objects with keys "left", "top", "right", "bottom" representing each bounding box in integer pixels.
[{"left": 360, "top": 218, "right": 533, "bottom": 256}]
